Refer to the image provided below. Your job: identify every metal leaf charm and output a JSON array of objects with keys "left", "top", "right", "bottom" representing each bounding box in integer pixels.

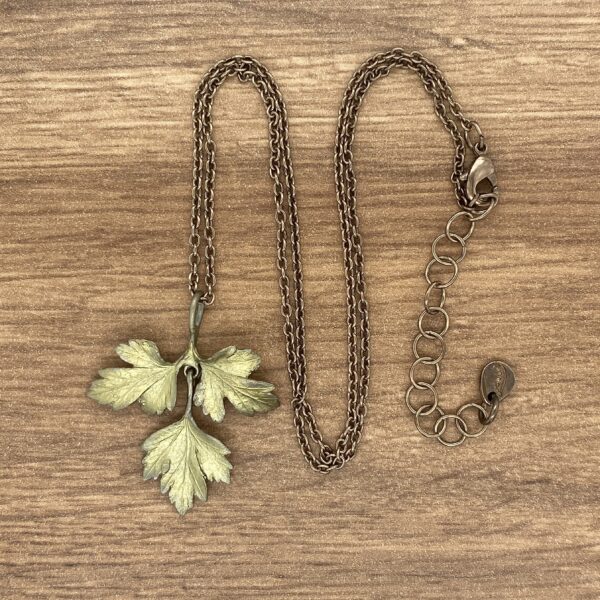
[
  {"left": 88, "top": 295, "right": 278, "bottom": 514},
  {"left": 142, "top": 414, "right": 232, "bottom": 515},
  {"left": 88, "top": 340, "right": 195, "bottom": 415},
  {"left": 194, "top": 346, "right": 279, "bottom": 422}
]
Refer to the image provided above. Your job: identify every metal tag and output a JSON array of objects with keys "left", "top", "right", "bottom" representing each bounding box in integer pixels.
[{"left": 480, "top": 361, "right": 515, "bottom": 403}]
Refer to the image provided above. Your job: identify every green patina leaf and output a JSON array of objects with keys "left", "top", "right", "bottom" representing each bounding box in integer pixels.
[
  {"left": 89, "top": 336, "right": 277, "bottom": 512},
  {"left": 88, "top": 340, "right": 195, "bottom": 415},
  {"left": 193, "top": 346, "right": 279, "bottom": 422},
  {"left": 142, "top": 414, "right": 232, "bottom": 515}
]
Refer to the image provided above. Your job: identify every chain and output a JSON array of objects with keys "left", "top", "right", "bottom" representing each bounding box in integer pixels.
[{"left": 188, "top": 49, "right": 501, "bottom": 470}]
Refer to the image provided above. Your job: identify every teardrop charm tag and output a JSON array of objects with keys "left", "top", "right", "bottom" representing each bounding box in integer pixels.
[{"left": 480, "top": 361, "right": 515, "bottom": 403}]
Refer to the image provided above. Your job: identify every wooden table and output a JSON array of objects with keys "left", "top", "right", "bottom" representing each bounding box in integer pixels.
[{"left": 1, "top": 1, "right": 599, "bottom": 598}]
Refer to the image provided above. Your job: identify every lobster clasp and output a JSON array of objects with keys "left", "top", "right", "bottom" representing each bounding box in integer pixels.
[{"left": 466, "top": 155, "right": 498, "bottom": 207}]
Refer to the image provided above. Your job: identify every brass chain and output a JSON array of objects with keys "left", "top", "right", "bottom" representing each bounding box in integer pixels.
[{"left": 189, "top": 49, "right": 501, "bottom": 470}]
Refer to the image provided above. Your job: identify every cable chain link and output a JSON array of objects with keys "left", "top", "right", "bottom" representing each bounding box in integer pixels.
[{"left": 189, "top": 49, "right": 499, "bottom": 468}]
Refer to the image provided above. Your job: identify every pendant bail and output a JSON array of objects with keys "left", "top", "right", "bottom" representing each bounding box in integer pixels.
[{"left": 189, "top": 292, "right": 205, "bottom": 348}]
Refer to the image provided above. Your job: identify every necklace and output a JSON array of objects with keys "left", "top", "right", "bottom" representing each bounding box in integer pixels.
[{"left": 89, "top": 49, "right": 515, "bottom": 514}]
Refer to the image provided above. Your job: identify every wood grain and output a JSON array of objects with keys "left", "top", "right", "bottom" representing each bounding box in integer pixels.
[{"left": 1, "top": 1, "right": 599, "bottom": 598}]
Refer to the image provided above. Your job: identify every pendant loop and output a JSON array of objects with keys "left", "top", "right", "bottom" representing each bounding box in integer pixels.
[{"left": 184, "top": 364, "right": 200, "bottom": 415}]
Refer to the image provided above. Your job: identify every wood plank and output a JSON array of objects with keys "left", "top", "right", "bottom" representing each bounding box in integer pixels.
[{"left": 1, "top": 1, "right": 598, "bottom": 598}]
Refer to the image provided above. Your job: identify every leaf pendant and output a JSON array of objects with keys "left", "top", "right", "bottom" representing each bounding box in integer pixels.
[
  {"left": 142, "top": 413, "right": 232, "bottom": 515},
  {"left": 88, "top": 294, "right": 279, "bottom": 514}
]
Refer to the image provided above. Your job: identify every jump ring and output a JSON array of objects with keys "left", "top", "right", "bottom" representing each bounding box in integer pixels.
[
  {"left": 456, "top": 403, "right": 488, "bottom": 438},
  {"left": 434, "top": 414, "right": 468, "bottom": 447},
  {"left": 446, "top": 211, "right": 476, "bottom": 242},
  {"left": 432, "top": 233, "right": 466, "bottom": 265},
  {"left": 465, "top": 121, "right": 484, "bottom": 152},
  {"left": 409, "top": 357, "right": 441, "bottom": 389},
  {"left": 405, "top": 382, "right": 438, "bottom": 416},
  {"left": 415, "top": 403, "right": 446, "bottom": 438},
  {"left": 480, "top": 396, "right": 500, "bottom": 425},
  {"left": 413, "top": 331, "right": 445, "bottom": 364},
  {"left": 467, "top": 197, "right": 498, "bottom": 222},
  {"left": 424, "top": 282, "right": 446, "bottom": 314},
  {"left": 425, "top": 256, "right": 459, "bottom": 289},
  {"left": 418, "top": 307, "right": 449, "bottom": 337}
]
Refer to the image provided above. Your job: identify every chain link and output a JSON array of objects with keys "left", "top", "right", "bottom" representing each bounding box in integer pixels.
[
  {"left": 407, "top": 200, "right": 501, "bottom": 446},
  {"left": 189, "top": 49, "right": 499, "bottom": 468}
]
